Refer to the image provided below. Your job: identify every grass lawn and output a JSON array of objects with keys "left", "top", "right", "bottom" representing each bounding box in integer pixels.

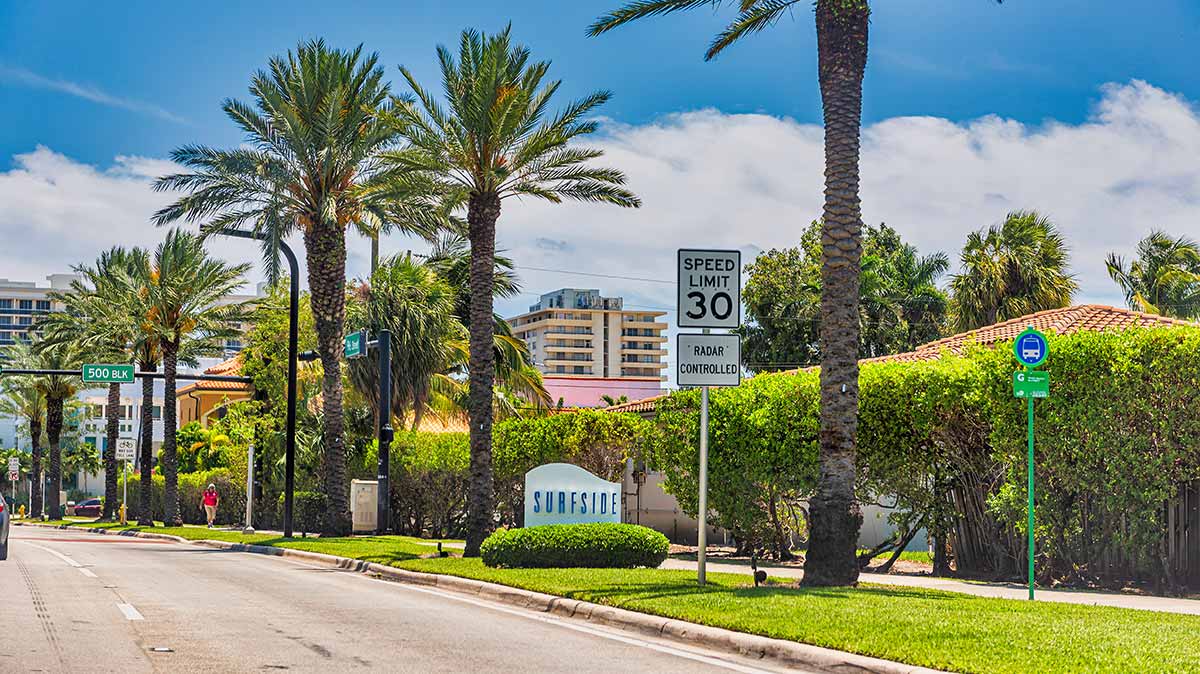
[{"left": 388, "top": 557, "right": 1200, "bottom": 674}]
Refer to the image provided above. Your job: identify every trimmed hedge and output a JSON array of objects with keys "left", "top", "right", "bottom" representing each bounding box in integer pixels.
[{"left": 481, "top": 523, "right": 669, "bottom": 569}]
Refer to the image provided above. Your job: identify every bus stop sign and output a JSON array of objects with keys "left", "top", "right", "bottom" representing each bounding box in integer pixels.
[{"left": 1013, "top": 327, "right": 1049, "bottom": 368}]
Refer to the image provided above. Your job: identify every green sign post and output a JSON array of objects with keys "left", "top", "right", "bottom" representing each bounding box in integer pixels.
[
  {"left": 1012, "top": 326, "right": 1049, "bottom": 600},
  {"left": 344, "top": 329, "right": 367, "bottom": 359},
  {"left": 81, "top": 363, "right": 135, "bottom": 384}
]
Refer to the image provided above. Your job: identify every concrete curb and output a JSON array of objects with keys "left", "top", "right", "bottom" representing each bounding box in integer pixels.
[{"left": 16, "top": 522, "right": 947, "bottom": 674}]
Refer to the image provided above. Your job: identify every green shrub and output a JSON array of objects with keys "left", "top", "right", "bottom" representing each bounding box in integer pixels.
[
  {"left": 288, "top": 491, "right": 328, "bottom": 536},
  {"left": 124, "top": 468, "right": 244, "bottom": 525},
  {"left": 481, "top": 523, "right": 669, "bottom": 569}
]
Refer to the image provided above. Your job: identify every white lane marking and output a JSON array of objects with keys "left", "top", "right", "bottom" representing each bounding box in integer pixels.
[
  {"left": 116, "top": 603, "right": 144, "bottom": 621},
  {"left": 78, "top": 567, "right": 98, "bottom": 578},
  {"left": 23, "top": 542, "right": 82, "bottom": 567},
  {"left": 357, "top": 571, "right": 784, "bottom": 674}
]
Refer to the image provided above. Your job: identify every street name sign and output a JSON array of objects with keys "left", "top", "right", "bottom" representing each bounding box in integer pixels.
[
  {"left": 115, "top": 438, "right": 137, "bottom": 462},
  {"left": 81, "top": 363, "right": 135, "bottom": 384},
  {"left": 677, "top": 249, "right": 741, "bottom": 329},
  {"left": 344, "top": 329, "right": 367, "bottom": 359},
  {"left": 677, "top": 333, "right": 741, "bottom": 387},
  {"left": 1013, "top": 370, "right": 1050, "bottom": 399}
]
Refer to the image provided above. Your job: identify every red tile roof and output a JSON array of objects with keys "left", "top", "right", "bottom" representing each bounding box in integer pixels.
[
  {"left": 176, "top": 356, "right": 251, "bottom": 395},
  {"left": 867, "top": 304, "right": 1193, "bottom": 365},
  {"left": 603, "top": 395, "right": 667, "bottom": 415}
]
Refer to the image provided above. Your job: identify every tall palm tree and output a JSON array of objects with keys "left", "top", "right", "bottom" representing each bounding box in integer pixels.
[
  {"left": 386, "top": 27, "right": 640, "bottom": 555},
  {"left": 0, "top": 370, "right": 45, "bottom": 516},
  {"left": 153, "top": 40, "right": 445, "bottom": 533},
  {"left": 1106, "top": 231, "right": 1200, "bottom": 318},
  {"left": 29, "top": 338, "right": 83, "bottom": 520},
  {"left": 590, "top": 0, "right": 872, "bottom": 585},
  {"left": 951, "top": 210, "right": 1078, "bottom": 331},
  {"left": 41, "top": 248, "right": 147, "bottom": 520},
  {"left": 140, "top": 230, "right": 251, "bottom": 526}
]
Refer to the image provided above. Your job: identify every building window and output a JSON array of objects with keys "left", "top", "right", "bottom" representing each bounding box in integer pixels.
[
  {"left": 0, "top": 299, "right": 10, "bottom": 309},
  {"left": 18, "top": 300, "right": 32, "bottom": 311},
  {"left": 18, "top": 316, "right": 31, "bottom": 326},
  {"left": 0, "top": 316, "right": 9, "bottom": 325},
  {"left": 152, "top": 405, "right": 162, "bottom": 420},
  {"left": 35, "top": 300, "right": 50, "bottom": 311}
]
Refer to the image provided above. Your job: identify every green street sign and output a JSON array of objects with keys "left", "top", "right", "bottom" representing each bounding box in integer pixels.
[
  {"left": 344, "top": 329, "right": 367, "bottom": 359},
  {"left": 82, "top": 363, "right": 135, "bottom": 384},
  {"left": 1013, "top": 370, "right": 1050, "bottom": 399}
]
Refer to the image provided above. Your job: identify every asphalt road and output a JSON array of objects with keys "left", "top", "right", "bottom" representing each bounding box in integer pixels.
[{"left": 1, "top": 526, "right": 802, "bottom": 673}]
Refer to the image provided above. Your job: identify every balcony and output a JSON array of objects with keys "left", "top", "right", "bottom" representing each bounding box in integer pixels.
[
  {"left": 621, "top": 346, "right": 664, "bottom": 355},
  {"left": 544, "top": 344, "right": 593, "bottom": 354},
  {"left": 544, "top": 356, "right": 596, "bottom": 366},
  {"left": 621, "top": 333, "right": 668, "bottom": 343},
  {"left": 622, "top": 320, "right": 668, "bottom": 330}
]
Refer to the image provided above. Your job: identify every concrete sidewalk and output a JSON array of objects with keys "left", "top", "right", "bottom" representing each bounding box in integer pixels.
[{"left": 661, "top": 558, "right": 1200, "bottom": 615}]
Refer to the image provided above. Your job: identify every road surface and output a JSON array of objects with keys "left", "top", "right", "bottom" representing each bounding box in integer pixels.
[{"left": 1, "top": 526, "right": 801, "bottom": 673}]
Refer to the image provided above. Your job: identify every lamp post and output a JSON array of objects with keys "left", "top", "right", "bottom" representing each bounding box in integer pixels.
[{"left": 219, "top": 229, "right": 299, "bottom": 538}]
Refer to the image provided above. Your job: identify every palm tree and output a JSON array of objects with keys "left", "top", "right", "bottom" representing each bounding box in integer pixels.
[
  {"left": 0, "top": 371, "right": 45, "bottom": 516},
  {"left": 951, "top": 210, "right": 1078, "bottom": 331},
  {"left": 140, "top": 230, "right": 251, "bottom": 526},
  {"left": 153, "top": 40, "right": 445, "bottom": 533},
  {"left": 590, "top": 0, "right": 872, "bottom": 585},
  {"left": 28, "top": 338, "right": 83, "bottom": 520},
  {"left": 386, "top": 27, "right": 640, "bottom": 555},
  {"left": 1106, "top": 231, "right": 1200, "bottom": 318},
  {"left": 346, "top": 254, "right": 463, "bottom": 431},
  {"left": 41, "top": 248, "right": 146, "bottom": 520}
]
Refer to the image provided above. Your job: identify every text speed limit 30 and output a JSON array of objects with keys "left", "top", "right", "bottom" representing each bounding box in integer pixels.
[{"left": 677, "top": 249, "right": 741, "bottom": 329}]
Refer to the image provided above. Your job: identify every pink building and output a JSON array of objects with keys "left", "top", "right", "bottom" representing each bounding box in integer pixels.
[{"left": 542, "top": 376, "right": 664, "bottom": 409}]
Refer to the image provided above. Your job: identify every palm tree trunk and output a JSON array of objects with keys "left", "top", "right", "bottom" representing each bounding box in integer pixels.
[
  {"left": 464, "top": 192, "right": 500, "bottom": 557},
  {"left": 102, "top": 382, "right": 120, "bottom": 519},
  {"left": 304, "top": 221, "right": 351, "bottom": 535},
  {"left": 29, "top": 417, "right": 43, "bottom": 518},
  {"left": 803, "top": 0, "right": 870, "bottom": 588},
  {"left": 137, "top": 361, "right": 156, "bottom": 525},
  {"left": 161, "top": 339, "right": 182, "bottom": 526},
  {"left": 46, "top": 396, "right": 64, "bottom": 520},
  {"left": 371, "top": 233, "right": 380, "bottom": 277}
]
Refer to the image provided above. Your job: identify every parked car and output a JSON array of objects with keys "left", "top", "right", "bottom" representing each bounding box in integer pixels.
[
  {"left": 1, "top": 496, "right": 10, "bottom": 560},
  {"left": 73, "top": 498, "right": 103, "bottom": 518}
]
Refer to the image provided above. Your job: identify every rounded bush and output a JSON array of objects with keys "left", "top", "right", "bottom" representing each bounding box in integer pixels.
[{"left": 481, "top": 523, "right": 670, "bottom": 569}]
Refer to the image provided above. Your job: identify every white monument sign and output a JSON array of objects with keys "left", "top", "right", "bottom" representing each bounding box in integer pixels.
[
  {"left": 115, "top": 438, "right": 136, "bottom": 462},
  {"left": 677, "top": 249, "right": 741, "bottom": 329},
  {"left": 524, "top": 463, "right": 621, "bottom": 527},
  {"left": 677, "top": 333, "right": 741, "bottom": 387}
]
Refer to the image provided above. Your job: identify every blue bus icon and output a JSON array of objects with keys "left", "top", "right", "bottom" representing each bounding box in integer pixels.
[{"left": 1020, "top": 335, "right": 1042, "bottom": 361}]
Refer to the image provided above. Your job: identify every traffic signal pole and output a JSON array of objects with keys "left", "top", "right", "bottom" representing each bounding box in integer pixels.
[{"left": 376, "top": 330, "right": 393, "bottom": 535}]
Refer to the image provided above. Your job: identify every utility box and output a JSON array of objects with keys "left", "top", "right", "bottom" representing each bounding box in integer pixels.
[{"left": 351, "top": 480, "right": 378, "bottom": 533}]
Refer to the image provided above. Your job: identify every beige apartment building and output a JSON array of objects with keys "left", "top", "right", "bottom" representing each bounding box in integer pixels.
[{"left": 509, "top": 289, "right": 667, "bottom": 406}]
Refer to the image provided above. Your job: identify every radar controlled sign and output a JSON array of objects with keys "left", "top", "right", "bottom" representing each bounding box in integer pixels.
[{"left": 677, "top": 249, "right": 742, "bottom": 588}]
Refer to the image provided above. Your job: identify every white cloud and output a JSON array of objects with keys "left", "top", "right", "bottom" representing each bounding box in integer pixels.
[
  {"left": 0, "top": 147, "right": 271, "bottom": 290},
  {"left": 5, "top": 80, "right": 1199, "bottom": 380},
  {"left": 0, "top": 66, "right": 188, "bottom": 124}
]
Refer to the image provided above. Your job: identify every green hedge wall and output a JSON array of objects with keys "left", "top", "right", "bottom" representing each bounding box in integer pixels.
[
  {"left": 650, "top": 326, "right": 1200, "bottom": 587},
  {"left": 123, "top": 468, "right": 245, "bottom": 526}
]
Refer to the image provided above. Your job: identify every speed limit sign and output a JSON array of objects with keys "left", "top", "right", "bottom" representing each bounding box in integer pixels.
[{"left": 677, "top": 249, "right": 741, "bottom": 329}]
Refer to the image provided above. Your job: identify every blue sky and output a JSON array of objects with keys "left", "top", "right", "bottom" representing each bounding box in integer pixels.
[
  {"left": 3, "top": 2, "right": 1200, "bottom": 380},
  {"left": 3, "top": 1, "right": 1197, "bottom": 167}
]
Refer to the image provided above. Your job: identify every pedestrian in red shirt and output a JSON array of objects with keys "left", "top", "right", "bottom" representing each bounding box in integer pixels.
[{"left": 202, "top": 484, "right": 219, "bottom": 528}]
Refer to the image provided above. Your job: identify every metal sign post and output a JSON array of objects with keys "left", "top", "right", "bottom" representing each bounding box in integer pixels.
[
  {"left": 677, "top": 249, "right": 743, "bottom": 586},
  {"left": 1012, "top": 326, "right": 1049, "bottom": 601},
  {"left": 115, "top": 438, "right": 135, "bottom": 525}
]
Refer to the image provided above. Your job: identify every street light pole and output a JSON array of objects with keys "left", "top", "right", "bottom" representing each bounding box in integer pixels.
[{"left": 219, "top": 229, "right": 299, "bottom": 538}]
